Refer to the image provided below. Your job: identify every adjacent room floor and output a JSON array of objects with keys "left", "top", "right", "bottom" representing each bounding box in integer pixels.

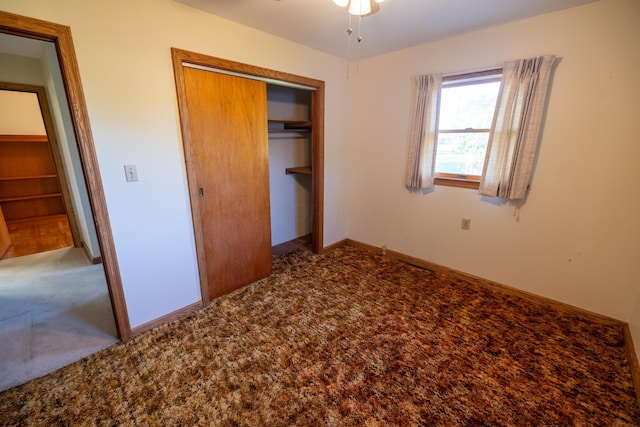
[
  {"left": 0, "top": 247, "right": 118, "bottom": 392},
  {"left": 1, "top": 214, "right": 75, "bottom": 260}
]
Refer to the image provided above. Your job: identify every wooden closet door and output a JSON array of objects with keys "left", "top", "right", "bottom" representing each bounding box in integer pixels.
[{"left": 183, "top": 67, "right": 272, "bottom": 299}]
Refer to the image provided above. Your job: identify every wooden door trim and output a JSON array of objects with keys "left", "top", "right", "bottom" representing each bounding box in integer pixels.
[
  {"left": 171, "top": 48, "right": 325, "bottom": 305},
  {"left": 0, "top": 204, "right": 10, "bottom": 257},
  {"left": 311, "top": 87, "right": 325, "bottom": 255},
  {"left": 0, "top": 11, "right": 131, "bottom": 340},
  {"left": 0, "top": 82, "right": 82, "bottom": 248}
]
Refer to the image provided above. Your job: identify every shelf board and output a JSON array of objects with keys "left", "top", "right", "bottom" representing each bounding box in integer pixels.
[
  {"left": 6, "top": 213, "right": 68, "bottom": 225},
  {"left": 0, "top": 192, "right": 63, "bottom": 203},
  {"left": 285, "top": 166, "right": 312, "bottom": 175},
  {"left": 0, "top": 135, "right": 48, "bottom": 143},
  {"left": 268, "top": 119, "right": 312, "bottom": 132},
  {"left": 0, "top": 175, "right": 58, "bottom": 181}
]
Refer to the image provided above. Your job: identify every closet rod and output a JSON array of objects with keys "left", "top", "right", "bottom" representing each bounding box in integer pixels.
[{"left": 183, "top": 62, "right": 317, "bottom": 92}]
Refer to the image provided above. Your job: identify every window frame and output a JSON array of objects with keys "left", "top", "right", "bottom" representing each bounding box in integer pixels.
[{"left": 434, "top": 68, "right": 502, "bottom": 189}]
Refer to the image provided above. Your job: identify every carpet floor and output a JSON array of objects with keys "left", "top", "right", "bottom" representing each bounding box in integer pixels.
[{"left": 1, "top": 245, "right": 638, "bottom": 426}]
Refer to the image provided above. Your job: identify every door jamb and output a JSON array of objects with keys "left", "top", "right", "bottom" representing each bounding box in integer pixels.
[
  {"left": 171, "top": 48, "right": 325, "bottom": 306},
  {"left": 0, "top": 11, "right": 132, "bottom": 340}
]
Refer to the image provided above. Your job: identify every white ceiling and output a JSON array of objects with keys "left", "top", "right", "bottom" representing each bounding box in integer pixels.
[{"left": 176, "top": 0, "right": 599, "bottom": 59}]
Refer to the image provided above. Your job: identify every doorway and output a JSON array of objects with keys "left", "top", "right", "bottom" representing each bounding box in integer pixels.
[{"left": 0, "top": 11, "right": 130, "bottom": 341}]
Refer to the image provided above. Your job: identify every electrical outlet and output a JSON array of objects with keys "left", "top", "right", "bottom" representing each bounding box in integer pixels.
[
  {"left": 124, "top": 165, "right": 138, "bottom": 182},
  {"left": 461, "top": 218, "right": 471, "bottom": 230}
]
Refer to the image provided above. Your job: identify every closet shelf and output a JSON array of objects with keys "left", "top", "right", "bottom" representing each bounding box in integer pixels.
[
  {"left": 0, "top": 192, "right": 63, "bottom": 203},
  {"left": 0, "top": 135, "right": 48, "bottom": 143},
  {"left": 268, "top": 119, "right": 312, "bottom": 132},
  {"left": 285, "top": 166, "right": 312, "bottom": 175},
  {"left": 0, "top": 175, "right": 58, "bottom": 181}
]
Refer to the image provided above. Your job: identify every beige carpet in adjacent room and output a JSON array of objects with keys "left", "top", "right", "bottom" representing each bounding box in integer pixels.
[{"left": 0, "top": 247, "right": 118, "bottom": 392}]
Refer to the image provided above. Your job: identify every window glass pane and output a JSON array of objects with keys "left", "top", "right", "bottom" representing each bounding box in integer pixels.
[
  {"left": 435, "top": 132, "right": 489, "bottom": 175},
  {"left": 439, "top": 82, "right": 500, "bottom": 130}
]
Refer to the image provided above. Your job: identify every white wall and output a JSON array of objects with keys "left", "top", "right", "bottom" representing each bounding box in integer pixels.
[
  {"left": 346, "top": 0, "right": 640, "bottom": 322},
  {"left": 0, "top": 0, "right": 349, "bottom": 328},
  {"left": 0, "top": 90, "right": 45, "bottom": 134}
]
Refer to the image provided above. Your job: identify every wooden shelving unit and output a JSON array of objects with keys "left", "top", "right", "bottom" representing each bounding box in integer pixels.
[{"left": 0, "top": 134, "right": 66, "bottom": 222}]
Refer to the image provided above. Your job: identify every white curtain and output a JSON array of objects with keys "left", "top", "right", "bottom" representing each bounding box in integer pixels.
[
  {"left": 479, "top": 55, "right": 556, "bottom": 199},
  {"left": 405, "top": 74, "right": 441, "bottom": 189}
]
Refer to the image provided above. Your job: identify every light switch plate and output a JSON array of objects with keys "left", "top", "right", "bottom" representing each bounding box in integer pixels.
[{"left": 124, "top": 164, "right": 138, "bottom": 182}]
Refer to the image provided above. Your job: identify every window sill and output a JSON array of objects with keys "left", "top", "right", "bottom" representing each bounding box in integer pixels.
[{"left": 434, "top": 175, "right": 480, "bottom": 190}]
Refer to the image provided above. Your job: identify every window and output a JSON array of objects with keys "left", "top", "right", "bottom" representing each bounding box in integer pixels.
[
  {"left": 406, "top": 56, "right": 555, "bottom": 198},
  {"left": 434, "top": 70, "right": 501, "bottom": 189}
]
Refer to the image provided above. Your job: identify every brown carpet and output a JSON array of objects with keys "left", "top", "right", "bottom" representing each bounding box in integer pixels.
[{"left": 1, "top": 245, "right": 639, "bottom": 426}]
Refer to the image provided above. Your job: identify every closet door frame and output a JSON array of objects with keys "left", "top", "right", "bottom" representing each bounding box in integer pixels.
[{"left": 171, "top": 48, "right": 325, "bottom": 305}]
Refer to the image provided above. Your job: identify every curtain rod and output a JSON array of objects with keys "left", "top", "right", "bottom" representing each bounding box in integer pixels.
[{"left": 442, "top": 67, "right": 502, "bottom": 80}]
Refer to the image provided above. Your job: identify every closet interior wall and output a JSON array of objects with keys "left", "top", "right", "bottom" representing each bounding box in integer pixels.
[{"left": 267, "top": 84, "right": 312, "bottom": 247}]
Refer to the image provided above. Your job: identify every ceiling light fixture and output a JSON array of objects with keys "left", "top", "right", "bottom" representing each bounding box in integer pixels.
[
  {"left": 333, "top": 0, "right": 385, "bottom": 53},
  {"left": 333, "top": 0, "right": 384, "bottom": 16},
  {"left": 333, "top": 0, "right": 385, "bottom": 74}
]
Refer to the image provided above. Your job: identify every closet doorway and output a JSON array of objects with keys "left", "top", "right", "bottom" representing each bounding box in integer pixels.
[{"left": 172, "top": 49, "right": 324, "bottom": 304}]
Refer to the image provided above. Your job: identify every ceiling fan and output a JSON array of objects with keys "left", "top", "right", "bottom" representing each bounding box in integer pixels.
[{"left": 332, "top": 0, "right": 385, "bottom": 16}]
